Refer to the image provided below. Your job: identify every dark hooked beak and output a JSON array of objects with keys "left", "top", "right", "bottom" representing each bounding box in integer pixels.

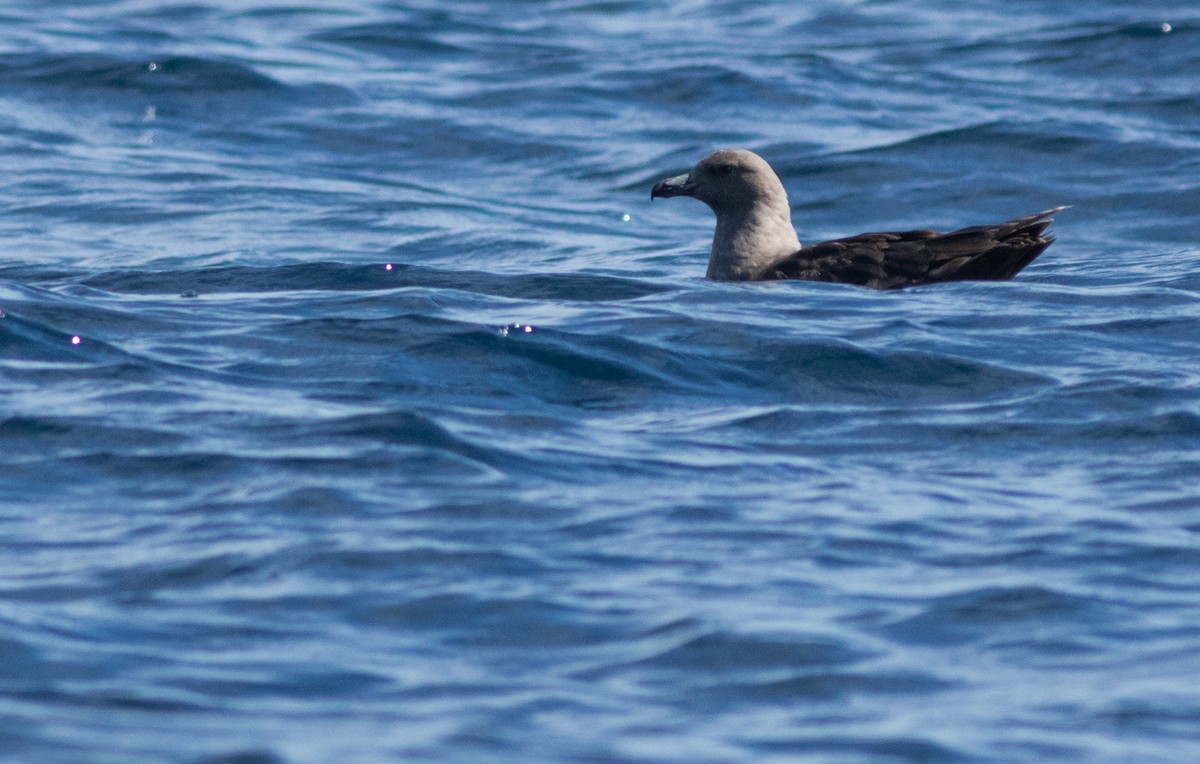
[{"left": 650, "top": 173, "right": 697, "bottom": 200}]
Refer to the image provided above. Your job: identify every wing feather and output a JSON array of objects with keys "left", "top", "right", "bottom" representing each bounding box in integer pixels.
[{"left": 762, "top": 208, "right": 1065, "bottom": 289}]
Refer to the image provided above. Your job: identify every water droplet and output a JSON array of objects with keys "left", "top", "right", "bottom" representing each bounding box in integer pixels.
[{"left": 501, "top": 323, "right": 535, "bottom": 336}]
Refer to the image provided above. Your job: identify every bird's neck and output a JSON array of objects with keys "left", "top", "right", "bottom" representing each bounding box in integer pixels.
[{"left": 706, "top": 201, "right": 801, "bottom": 281}]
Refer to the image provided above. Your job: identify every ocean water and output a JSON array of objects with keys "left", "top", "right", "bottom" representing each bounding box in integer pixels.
[{"left": 2, "top": 1, "right": 1199, "bottom": 761}]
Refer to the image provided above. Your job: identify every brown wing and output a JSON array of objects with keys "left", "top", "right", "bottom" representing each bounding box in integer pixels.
[{"left": 762, "top": 207, "right": 1065, "bottom": 289}]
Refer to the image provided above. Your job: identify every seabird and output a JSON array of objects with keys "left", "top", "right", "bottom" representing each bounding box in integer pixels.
[{"left": 651, "top": 149, "right": 1064, "bottom": 288}]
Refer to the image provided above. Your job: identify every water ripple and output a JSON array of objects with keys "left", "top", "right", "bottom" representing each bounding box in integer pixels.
[{"left": 1, "top": 1, "right": 1199, "bottom": 762}]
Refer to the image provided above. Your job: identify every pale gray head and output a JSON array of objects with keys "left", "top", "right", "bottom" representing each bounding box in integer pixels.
[
  {"left": 650, "top": 149, "right": 782, "bottom": 211},
  {"left": 652, "top": 149, "right": 801, "bottom": 280}
]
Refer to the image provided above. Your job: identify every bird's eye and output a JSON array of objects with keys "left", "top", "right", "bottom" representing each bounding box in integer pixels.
[{"left": 716, "top": 164, "right": 735, "bottom": 176}]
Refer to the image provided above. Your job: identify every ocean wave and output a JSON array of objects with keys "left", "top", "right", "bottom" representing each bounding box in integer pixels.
[
  {"left": 2, "top": 1, "right": 1198, "bottom": 761},
  {"left": 0, "top": 53, "right": 285, "bottom": 94}
]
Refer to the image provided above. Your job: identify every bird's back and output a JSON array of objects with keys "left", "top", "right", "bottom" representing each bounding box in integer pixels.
[{"left": 762, "top": 207, "right": 1065, "bottom": 289}]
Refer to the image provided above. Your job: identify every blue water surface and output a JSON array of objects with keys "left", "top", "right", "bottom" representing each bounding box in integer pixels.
[{"left": 2, "top": 1, "right": 1199, "bottom": 762}]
